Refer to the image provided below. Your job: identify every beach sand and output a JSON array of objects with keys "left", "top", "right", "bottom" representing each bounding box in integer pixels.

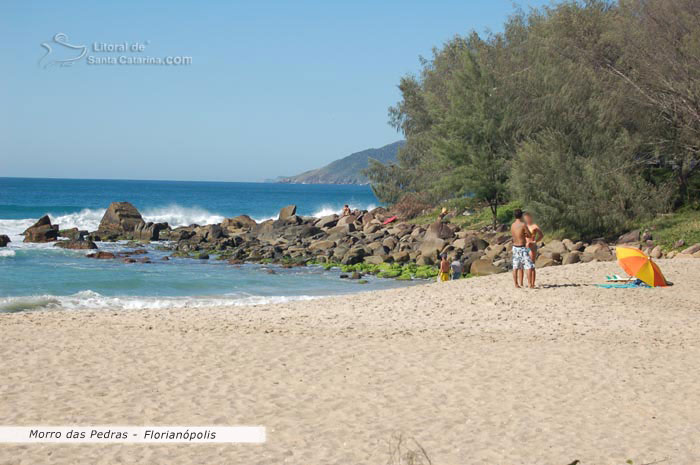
[{"left": 2, "top": 259, "right": 699, "bottom": 465}]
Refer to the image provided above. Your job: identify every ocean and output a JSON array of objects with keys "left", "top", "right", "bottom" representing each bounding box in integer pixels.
[{"left": 0, "top": 177, "right": 416, "bottom": 312}]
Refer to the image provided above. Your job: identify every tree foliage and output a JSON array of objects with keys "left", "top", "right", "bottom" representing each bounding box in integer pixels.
[{"left": 366, "top": 0, "right": 699, "bottom": 236}]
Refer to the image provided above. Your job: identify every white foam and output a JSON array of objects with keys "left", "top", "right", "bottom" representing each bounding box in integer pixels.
[
  {"left": 0, "top": 291, "right": 320, "bottom": 313},
  {"left": 0, "top": 249, "right": 15, "bottom": 257},
  {"left": 141, "top": 205, "right": 224, "bottom": 227},
  {"left": 311, "top": 203, "right": 377, "bottom": 218}
]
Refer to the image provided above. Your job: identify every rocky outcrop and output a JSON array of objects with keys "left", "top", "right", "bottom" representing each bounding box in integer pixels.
[
  {"left": 23, "top": 215, "right": 59, "bottom": 243},
  {"left": 222, "top": 215, "right": 257, "bottom": 230},
  {"left": 133, "top": 222, "right": 168, "bottom": 241},
  {"left": 0, "top": 235, "right": 9, "bottom": 247},
  {"left": 59, "top": 228, "right": 86, "bottom": 240},
  {"left": 55, "top": 239, "right": 98, "bottom": 250},
  {"left": 97, "top": 202, "right": 145, "bottom": 239},
  {"left": 278, "top": 205, "right": 297, "bottom": 220}
]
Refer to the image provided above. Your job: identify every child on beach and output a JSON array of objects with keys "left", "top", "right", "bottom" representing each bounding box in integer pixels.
[
  {"left": 438, "top": 254, "right": 451, "bottom": 282},
  {"left": 450, "top": 252, "right": 463, "bottom": 280}
]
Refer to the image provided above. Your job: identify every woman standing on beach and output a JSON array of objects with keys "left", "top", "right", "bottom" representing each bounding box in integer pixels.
[{"left": 524, "top": 212, "right": 543, "bottom": 286}]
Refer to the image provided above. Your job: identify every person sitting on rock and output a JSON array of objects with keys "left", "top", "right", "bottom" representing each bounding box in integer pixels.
[
  {"left": 342, "top": 205, "right": 351, "bottom": 217},
  {"left": 438, "top": 254, "right": 451, "bottom": 282}
]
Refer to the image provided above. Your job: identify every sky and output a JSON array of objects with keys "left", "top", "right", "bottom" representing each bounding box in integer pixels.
[{"left": 1, "top": 0, "right": 550, "bottom": 182}]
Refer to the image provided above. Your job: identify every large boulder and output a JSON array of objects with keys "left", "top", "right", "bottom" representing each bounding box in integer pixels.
[
  {"left": 309, "top": 239, "right": 336, "bottom": 252},
  {"left": 0, "top": 235, "right": 9, "bottom": 247},
  {"left": 535, "top": 256, "right": 558, "bottom": 268},
  {"left": 133, "top": 222, "right": 168, "bottom": 241},
  {"left": 54, "top": 239, "right": 98, "bottom": 250},
  {"left": 23, "top": 215, "right": 59, "bottom": 242},
  {"left": 541, "top": 240, "right": 567, "bottom": 255},
  {"left": 424, "top": 221, "right": 455, "bottom": 241},
  {"left": 618, "top": 230, "right": 641, "bottom": 244},
  {"left": 584, "top": 242, "right": 614, "bottom": 261},
  {"left": 221, "top": 215, "right": 257, "bottom": 230},
  {"left": 278, "top": 205, "right": 297, "bottom": 220},
  {"left": 97, "top": 202, "right": 145, "bottom": 238},
  {"left": 470, "top": 259, "right": 502, "bottom": 276},
  {"left": 59, "top": 228, "right": 85, "bottom": 241},
  {"left": 562, "top": 251, "right": 581, "bottom": 265},
  {"left": 314, "top": 215, "right": 338, "bottom": 229},
  {"left": 681, "top": 243, "right": 700, "bottom": 255}
]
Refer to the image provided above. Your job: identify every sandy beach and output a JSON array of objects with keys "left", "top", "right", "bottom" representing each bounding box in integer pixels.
[{"left": 2, "top": 259, "right": 699, "bottom": 465}]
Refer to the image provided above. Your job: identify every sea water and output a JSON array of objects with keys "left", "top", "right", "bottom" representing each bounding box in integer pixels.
[{"left": 0, "top": 178, "right": 416, "bottom": 312}]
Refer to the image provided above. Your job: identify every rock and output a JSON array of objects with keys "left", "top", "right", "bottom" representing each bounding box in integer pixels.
[
  {"left": 133, "top": 222, "right": 168, "bottom": 241},
  {"left": 584, "top": 242, "right": 614, "bottom": 261},
  {"left": 195, "top": 252, "right": 209, "bottom": 260},
  {"left": 87, "top": 251, "right": 116, "bottom": 259},
  {"left": 314, "top": 215, "right": 338, "bottom": 229},
  {"left": 416, "top": 255, "right": 434, "bottom": 266},
  {"left": 535, "top": 256, "right": 557, "bottom": 268},
  {"left": 650, "top": 246, "right": 663, "bottom": 259},
  {"left": 278, "top": 205, "right": 297, "bottom": 220},
  {"left": 618, "top": 229, "right": 640, "bottom": 244},
  {"left": 221, "top": 215, "right": 257, "bottom": 230},
  {"left": 470, "top": 259, "right": 502, "bottom": 276},
  {"left": 59, "top": 228, "right": 84, "bottom": 240},
  {"left": 562, "top": 251, "right": 581, "bottom": 265},
  {"left": 541, "top": 240, "right": 567, "bottom": 255},
  {"left": 341, "top": 247, "right": 366, "bottom": 265},
  {"left": 337, "top": 215, "right": 357, "bottom": 227},
  {"left": 540, "top": 251, "right": 561, "bottom": 262},
  {"left": 681, "top": 243, "right": 700, "bottom": 255},
  {"left": 424, "top": 221, "right": 455, "bottom": 241},
  {"left": 195, "top": 224, "right": 224, "bottom": 241},
  {"left": 472, "top": 238, "right": 489, "bottom": 251},
  {"left": 54, "top": 239, "right": 98, "bottom": 250},
  {"left": 309, "top": 240, "right": 336, "bottom": 252},
  {"left": 350, "top": 271, "right": 362, "bottom": 280},
  {"left": 418, "top": 238, "right": 446, "bottom": 258},
  {"left": 98, "top": 202, "right": 145, "bottom": 238},
  {"left": 485, "top": 244, "right": 506, "bottom": 260},
  {"left": 326, "top": 223, "right": 355, "bottom": 236},
  {"left": 161, "top": 256, "right": 170, "bottom": 261},
  {"left": 674, "top": 239, "right": 685, "bottom": 249},
  {"left": 641, "top": 231, "right": 653, "bottom": 242},
  {"left": 23, "top": 215, "right": 59, "bottom": 242},
  {"left": 0, "top": 235, "right": 9, "bottom": 247},
  {"left": 562, "top": 238, "right": 577, "bottom": 251},
  {"left": 363, "top": 223, "right": 381, "bottom": 234},
  {"left": 364, "top": 255, "right": 386, "bottom": 265},
  {"left": 392, "top": 251, "right": 410, "bottom": 263}
]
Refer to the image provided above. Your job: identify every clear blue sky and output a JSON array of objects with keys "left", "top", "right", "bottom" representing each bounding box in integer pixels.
[{"left": 1, "top": 0, "right": 549, "bottom": 182}]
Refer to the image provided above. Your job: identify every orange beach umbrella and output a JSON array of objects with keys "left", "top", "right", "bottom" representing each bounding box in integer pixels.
[{"left": 616, "top": 247, "right": 668, "bottom": 287}]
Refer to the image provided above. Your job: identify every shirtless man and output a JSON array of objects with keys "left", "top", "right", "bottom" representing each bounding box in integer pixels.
[
  {"left": 524, "top": 212, "right": 543, "bottom": 287},
  {"left": 510, "top": 209, "right": 534, "bottom": 288}
]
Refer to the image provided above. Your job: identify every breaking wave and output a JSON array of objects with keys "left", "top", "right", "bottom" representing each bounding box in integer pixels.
[{"left": 0, "top": 291, "right": 319, "bottom": 313}]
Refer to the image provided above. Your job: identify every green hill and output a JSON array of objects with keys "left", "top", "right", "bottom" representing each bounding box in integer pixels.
[{"left": 278, "top": 141, "right": 405, "bottom": 185}]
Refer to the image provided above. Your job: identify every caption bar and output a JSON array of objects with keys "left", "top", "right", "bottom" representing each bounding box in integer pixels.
[{"left": 0, "top": 426, "right": 266, "bottom": 444}]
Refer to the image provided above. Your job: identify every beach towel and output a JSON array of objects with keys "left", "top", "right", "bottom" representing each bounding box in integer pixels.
[{"left": 596, "top": 279, "right": 650, "bottom": 289}]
